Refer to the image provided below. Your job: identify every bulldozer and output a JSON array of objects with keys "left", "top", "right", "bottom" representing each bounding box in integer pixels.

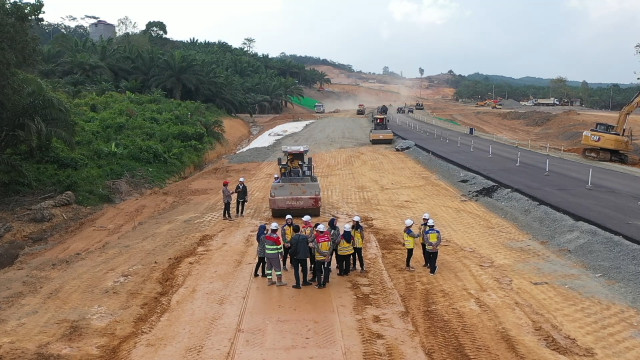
[
  {"left": 269, "top": 146, "right": 321, "bottom": 217},
  {"left": 581, "top": 91, "right": 639, "bottom": 164},
  {"left": 370, "top": 114, "right": 393, "bottom": 144}
]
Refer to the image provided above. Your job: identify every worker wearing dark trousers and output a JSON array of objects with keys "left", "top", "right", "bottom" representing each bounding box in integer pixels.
[
  {"left": 234, "top": 178, "right": 248, "bottom": 217},
  {"left": 337, "top": 224, "right": 355, "bottom": 276},
  {"left": 221, "top": 181, "right": 234, "bottom": 220},
  {"left": 289, "top": 225, "right": 312, "bottom": 289},
  {"left": 418, "top": 213, "right": 430, "bottom": 267},
  {"left": 328, "top": 218, "right": 340, "bottom": 270},
  {"left": 403, "top": 219, "right": 420, "bottom": 271},
  {"left": 301, "top": 216, "right": 316, "bottom": 278},
  {"left": 351, "top": 216, "right": 365, "bottom": 272},
  {"left": 313, "top": 224, "right": 332, "bottom": 288},
  {"left": 281, "top": 215, "right": 295, "bottom": 271},
  {"left": 253, "top": 224, "right": 267, "bottom": 277},
  {"left": 424, "top": 219, "right": 442, "bottom": 275}
]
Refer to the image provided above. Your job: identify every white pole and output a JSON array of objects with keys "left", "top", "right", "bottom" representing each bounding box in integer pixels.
[
  {"left": 458, "top": 137, "right": 461, "bottom": 147},
  {"left": 489, "top": 145, "right": 492, "bottom": 157},
  {"left": 544, "top": 158, "right": 549, "bottom": 175},
  {"left": 516, "top": 151, "right": 520, "bottom": 166},
  {"left": 561, "top": 145, "right": 564, "bottom": 155},
  {"left": 546, "top": 143, "right": 550, "bottom": 153},
  {"left": 434, "top": 130, "right": 437, "bottom": 138},
  {"left": 446, "top": 135, "right": 449, "bottom": 143},
  {"left": 471, "top": 140, "right": 474, "bottom": 152},
  {"left": 515, "top": 140, "right": 519, "bottom": 148},
  {"left": 586, "top": 168, "right": 593, "bottom": 189},
  {"left": 528, "top": 139, "right": 531, "bottom": 149}
]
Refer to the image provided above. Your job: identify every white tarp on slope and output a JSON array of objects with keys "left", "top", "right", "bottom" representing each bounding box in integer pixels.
[{"left": 237, "top": 120, "right": 315, "bottom": 152}]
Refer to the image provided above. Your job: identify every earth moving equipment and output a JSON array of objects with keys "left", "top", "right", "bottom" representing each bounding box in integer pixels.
[
  {"left": 415, "top": 102, "right": 424, "bottom": 110},
  {"left": 370, "top": 115, "right": 393, "bottom": 144},
  {"left": 270, "top": 145, "right": 321, "bottom": 217},
  {"left": 314, "top": 103, "right": 325, "bottom": 113},
  {"left": 377, "top": 104, "right": 388, "bottom": 115},
  {"left": 357, "top": 104, "right": 366, "bottom": 115},
  {"left": 581, "top": 91, "right": 639, "bottom": 164}
]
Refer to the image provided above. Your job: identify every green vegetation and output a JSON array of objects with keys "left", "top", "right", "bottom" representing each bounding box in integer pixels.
[
  {"left": 1, "top": 0, "right": 336, "bottom": 204},
  {"left": 452, "top": 73, "right": 640, "bottom": 110}
]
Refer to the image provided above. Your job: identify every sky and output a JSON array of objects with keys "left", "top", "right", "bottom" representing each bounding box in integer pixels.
[{"left": 41, "top": 0, "right": 640, "bottom": 84}]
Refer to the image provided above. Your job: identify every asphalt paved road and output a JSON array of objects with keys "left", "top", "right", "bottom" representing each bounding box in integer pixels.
[{"left": 389, "top": 113, "right": 640, "bottom": 244}]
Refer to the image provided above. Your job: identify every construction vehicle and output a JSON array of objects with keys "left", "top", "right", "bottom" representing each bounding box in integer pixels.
[
  {"left": 415, "top": 102, "right": 424, "bottom": 110},
  {"left": 581, "top": 91, "right": 639, "bottom": 164},
  {"left": 270, "top": 145, "right": 321, "bottom": 217},
  {"left": 314, "top": 103, "right": 325, "bottom": 114},
  {"left": 377, "top": 104, "right": 388, "bottom": 115},
  {"left": 533, "top": 98, "right": 559, "bottom": 106},
  {"left": 357, "top": 104, "right": 366, "bottom": 115},
  {"left": 370, "top": 115, "right": 393, "bottom": 144}
]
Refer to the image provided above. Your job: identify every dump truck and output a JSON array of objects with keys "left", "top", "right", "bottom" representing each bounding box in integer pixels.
[
  {"left": 357, "top": 104, "right": 366, "bottom": 115},
  {"left": 370, "top": 115, "right": 393, "bottom": 144},
  {"left": 314, "top": 103, "right": 325, "bottom": 113},
  {"left": 581, "top": 91, "right": 639, "bottom": 164},
  {"left": 269, "top": 145, "right": 321, "bottom": 217},
  {"left": 533, "top": 98, "right": 559, "bottom": 106}
]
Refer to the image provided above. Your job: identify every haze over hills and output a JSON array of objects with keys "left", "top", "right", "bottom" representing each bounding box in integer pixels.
[{"left": 464, "top": 73, "right": 637, "bottom": 88}]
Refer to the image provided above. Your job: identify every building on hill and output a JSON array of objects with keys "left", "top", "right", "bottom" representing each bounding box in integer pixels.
[{"left": 89, "top": 20, "right": 116, "bottom": 41}]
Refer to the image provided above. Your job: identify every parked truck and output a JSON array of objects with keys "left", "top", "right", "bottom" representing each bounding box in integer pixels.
[
  {"left": 533, "top": 98, "right": 559, "bottom": 106},
  {"left": 314, "top": 103, "right": 325, "bottom": 113}
]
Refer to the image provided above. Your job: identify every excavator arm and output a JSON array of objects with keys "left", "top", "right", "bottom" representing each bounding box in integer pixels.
[{"left": 616, "top": 91, "right": 640, "bottom": 135}]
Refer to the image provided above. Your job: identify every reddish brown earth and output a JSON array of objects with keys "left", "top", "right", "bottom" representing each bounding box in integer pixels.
[{"left": 2, "top": 71, "right": 640, "bottom": 359}]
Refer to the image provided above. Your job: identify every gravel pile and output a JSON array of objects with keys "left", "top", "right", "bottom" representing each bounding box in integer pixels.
[
  {"left": 499, "top": 99, "right": 522, "bottom": 109},
  {"left": 405, "top": 147, "right": 640, "bottom": 308}
]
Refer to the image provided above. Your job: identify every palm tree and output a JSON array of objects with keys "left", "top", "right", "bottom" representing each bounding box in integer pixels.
[{"left": 150, "top": 51, "right": 204, "bottom": 100}]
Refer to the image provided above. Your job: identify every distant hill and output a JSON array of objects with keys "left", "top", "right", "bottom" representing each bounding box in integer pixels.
[{"left": 465, "top": 73, "right": 636, "bottom": 88}]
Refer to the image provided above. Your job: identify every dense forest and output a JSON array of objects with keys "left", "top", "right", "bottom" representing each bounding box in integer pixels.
[{"left": 0, "top": 0, "right": 333, "bottom": 204}]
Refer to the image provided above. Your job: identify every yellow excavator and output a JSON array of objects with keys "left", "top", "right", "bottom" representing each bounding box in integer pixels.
[{"left": 581, "top": 91, "right": 639, "bottom": 164}]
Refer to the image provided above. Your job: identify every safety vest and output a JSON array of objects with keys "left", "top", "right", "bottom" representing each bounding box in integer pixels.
[
  {"left": 425, "top": 228, "right": 441, "bottom": 250},
  {"left": 301, "top": 223, "right": 314, "bottom": 237},
  {"left": 265, "top": 233, "right": 283, "bottom": 255},
  {"left": 404, "top": 229, "right": 416, "bottom": 249},
  {"left": 419, "top": 223, "right": 428, "bottom": 244},
  {"left": 282, "top": 224, "right": 294, "bottom": 243},
  {"left": 315, "top": 232, "right": 331, "bottom": 260},
  {"left": 337, "top": 235, "right": 355, "bottom": 255},
  {"left": 352, "top": 227, "right": 364, "bottom": 248}
]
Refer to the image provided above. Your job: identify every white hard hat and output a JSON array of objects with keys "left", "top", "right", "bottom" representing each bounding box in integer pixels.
[
  {"left": 423, "top": 213, "right": 430, "bottom": 219},
  {"left": 302, "top": 215, "right": 311, "bottom": 221},
  {"left": 344, "top": 224, "right": 352, "bottom": 231},
  {"left": 405, "top": 219, "right": 414, "bottom": 227},
  {"left": 427, "top": 219, "right": 435, "bottom": 226},
  {"left": 270, "top": 222, "right": 279, "bottom": 230},
  {"left": 352, "top": 216, "right": 361, "bottom": 222},
  {"left": 317, "top": 224, "right": 326, "bottom": 232},
  {"left": 285, "top": 214, "right": 293, "bottom": 220},
  {"left": 239, "top": 177, "right": 245, "bottom": 182},
  {"left": 274, "top": 174, "right": 279, "bottom": 178}
]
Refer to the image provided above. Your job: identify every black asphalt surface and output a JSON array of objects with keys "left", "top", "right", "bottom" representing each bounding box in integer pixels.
[{"left": 389, "top": 114, "right": 640, "bottom": 244}]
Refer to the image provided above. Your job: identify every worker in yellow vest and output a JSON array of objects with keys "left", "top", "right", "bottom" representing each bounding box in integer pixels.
[
  {"left": 403, "top": 219, "right": 420, "bottom": 271},
  {"left": 418, "top": 213, "right": 430, "bottom": 268},
  {"left": 337, "top": 224, "right": 355, "bottom": 276},
  {"left": 281, "top": 214, "right": 295, "bottom": 271},
  {"left": 313, "top": 224, "right": 333, "bottom": 289},
  {"left": 351, "top": 216, "right": 365, "bottom": 272},
  {"left": 424, "top": 219, "right": 442, "bottom": 275}
]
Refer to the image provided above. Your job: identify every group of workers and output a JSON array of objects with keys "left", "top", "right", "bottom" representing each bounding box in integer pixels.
[
  {"left": 254, "top": 215, "right": 366, "bottom": 289},
  {"left": 253, "top": 212, "right": 442, "bottom": 290},
  {"left": 221, "top": 179, "right": 443, "bottom": 288}
]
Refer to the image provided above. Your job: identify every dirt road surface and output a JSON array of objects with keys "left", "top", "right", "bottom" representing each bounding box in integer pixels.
[{"left": 2, "top": 114, "right": 640, "bottom": 359}]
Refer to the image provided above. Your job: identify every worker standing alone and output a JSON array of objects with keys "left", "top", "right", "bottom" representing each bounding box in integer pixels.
[
  {"left": 281, "top": 215, "right": 295, "bottom": 271},
  {"left": 351, "top": 216, "right": 366, "bottom": 272},
  {"left": 424, "top": 219, "right": 442, "bottom": 275},
  {"left": 264, "top": 223, "right": 287, "bottom": 286},
  {"left": 403, "top": 219, "right": 420, "bottom": 271}
]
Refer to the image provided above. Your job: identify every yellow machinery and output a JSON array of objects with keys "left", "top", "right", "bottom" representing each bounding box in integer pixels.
[
  {"left": 581, "top": 91, "right": 639, "bottom": 164},
  {"left": 370, "top": 115, "right": 393, "bottom": 144}
]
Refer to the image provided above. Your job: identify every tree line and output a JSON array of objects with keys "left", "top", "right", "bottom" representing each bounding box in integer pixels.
[{"left": 0, "top": 0, "right": 333, "bottom": 203}]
